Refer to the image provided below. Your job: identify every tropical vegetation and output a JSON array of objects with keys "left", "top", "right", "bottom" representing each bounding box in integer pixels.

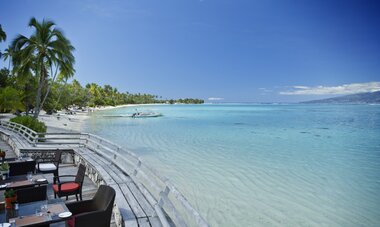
[
  {"left": 0, "top": 25, "right": 5, "bottom": 42},
  {"left": 10, "top": 115, "right": 47, "bottom": 134},
  {"left": 0, "top": 20, "right": 203, "bottom": 118}
]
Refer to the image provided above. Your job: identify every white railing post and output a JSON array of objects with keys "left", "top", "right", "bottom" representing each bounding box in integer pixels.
[
  {"left": 11, "top": 122, "right": 16, "bottom": 132},
  {"left": 33, "top": 133, "right": 38, "bottom": 147},
  {"left": 158, "top": 186, "right": 170, "bottom": 207},
  {"left": 133, "top": 160, "right": 142, "bottom": 177}
]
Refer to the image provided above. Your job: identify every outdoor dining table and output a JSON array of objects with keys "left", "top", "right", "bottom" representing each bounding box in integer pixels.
[
  {"left": 0, "top": 198, "right": 71, "bottom": 226},
  {"left": 0, "top": 174, "right": 48, "bottom": 191}
]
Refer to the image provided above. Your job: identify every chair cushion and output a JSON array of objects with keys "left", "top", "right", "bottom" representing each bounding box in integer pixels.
[
  {"left": 37, "top": 163, "right": 57, "bottom": 171},
  {"left": 52, "top": 183, "right": 80, "bottom": 193},
  {"left": 67, "top": 215, "right": 76, "bottom": 227}
]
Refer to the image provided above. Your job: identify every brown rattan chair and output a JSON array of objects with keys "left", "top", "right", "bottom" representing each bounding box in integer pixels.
[
  {"left": 16, "top": 185, "right": 47, "bottom": 204},
  {"left": 66, "top": 185, "right": 116, "bottom": 227},
  {"left": 9, "top": 160, "right": 36, "bottom": 176},
  {"left": 52, "top": 164, "right": 86, "bottom": 201},
  {"left": 36, "top": 150, "right": 62, "bottom": 184}
]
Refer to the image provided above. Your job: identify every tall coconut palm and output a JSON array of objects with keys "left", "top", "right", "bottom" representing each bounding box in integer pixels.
[
  {"left": 0, "top": 24, "right": 6, "bottom": 58},
  {"left": 2, "top": 46, "right": 14, "bottom": 70},
  {"left": 11, "top": 18, "right": 75, "bottom": 118},
  {"left": 0, "top": 24, "right": 6, "bottom": 42}
]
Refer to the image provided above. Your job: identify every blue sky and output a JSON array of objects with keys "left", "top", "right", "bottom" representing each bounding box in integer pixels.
[{"left": 1, "top": 0, "right": 380, "bottom": 102}]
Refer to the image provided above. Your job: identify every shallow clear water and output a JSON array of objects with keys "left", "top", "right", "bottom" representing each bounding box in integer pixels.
[{"left": 83, "top": 104, "right": 380, "bottom": 227}]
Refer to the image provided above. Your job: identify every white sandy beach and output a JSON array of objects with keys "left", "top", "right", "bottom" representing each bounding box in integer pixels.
[{"left": 0, "top": 104, "right": 160, "bottom": 133}]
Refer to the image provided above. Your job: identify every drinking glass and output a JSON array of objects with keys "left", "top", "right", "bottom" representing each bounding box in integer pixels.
[
  {"left": 41, "top": 204, "right": 48, "bottom": 216},
  {"left": 35, "top": 208, "right": 42, "bottom": 216},
  {"left": 27, "top": 171, "right": 33, "bottom": 181},
  {"left": 9, "top": 218, "right": 15, "bottom": 227}
]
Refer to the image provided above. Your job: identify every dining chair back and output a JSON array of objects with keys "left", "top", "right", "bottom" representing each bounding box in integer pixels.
[
  {"left": 75, "top": 164, "right": 86, "bottom": 184},
  {"left": 36, "top": 150, "right": 63, "bottom": 183},
  {"left": 16, "top": 185, "right": 47, "bottom": 204},
  {"left": 9, "top": 160, "right": 36, "bottom": 176},
  {"left": 66, "top": 185, "right": 116, "bottom": 227},
  {"left": 53, "top": 164, "right": 86, "bottom": 201}
]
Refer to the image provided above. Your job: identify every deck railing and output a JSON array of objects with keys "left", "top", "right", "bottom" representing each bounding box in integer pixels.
[
  {"left": 0, "top": 120, "right": 39, "bottom": 144},
  {"left": 0, "top": 120, "right": 209, "bottom": 227}
]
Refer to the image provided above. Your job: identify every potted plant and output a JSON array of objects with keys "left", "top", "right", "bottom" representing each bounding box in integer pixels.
[
  {"left": 0, "top": 149, "right": 6, "bottom": 163},
  {"left": 0, "top": 162, "right": 10, "bottom": 178},
  {"left": 4, "top": 189, "right": 16, "bottom": 209}
]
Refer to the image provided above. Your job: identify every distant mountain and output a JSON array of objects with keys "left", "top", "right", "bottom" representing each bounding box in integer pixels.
[{"left": 301, "top": 91, "right": 380, "bottom": 104}]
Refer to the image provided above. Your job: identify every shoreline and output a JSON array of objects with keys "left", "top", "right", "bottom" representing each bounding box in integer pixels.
[{"left": 0, "top": 103, "right": 163, "bottom": 133}]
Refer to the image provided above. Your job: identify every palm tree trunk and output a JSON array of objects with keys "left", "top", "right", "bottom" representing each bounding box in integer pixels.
[
  {"left": 7, "top": 58, "right": 11, "bottom": 71},
  {"left": 39, "top": 82, "right": 53, "bottom": 112},
  {"left": 53, "top": 79, "right": 67, "bottom": 111},
  {"left": 33, "top": 67, "right": 46, "bottom": 118},
  {"left": 33, "top": 80, "right": 43, "bottom": 118}
]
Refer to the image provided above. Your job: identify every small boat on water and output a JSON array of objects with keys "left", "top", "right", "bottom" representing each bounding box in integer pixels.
[{"left": 132, "top": 112, "right": 163, "bottom": 118}]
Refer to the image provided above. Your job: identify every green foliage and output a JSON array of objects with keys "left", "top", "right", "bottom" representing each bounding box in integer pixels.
[
  {"left": 175, "top": 98, "right": 204, "bottom": 104},
  {"left": 0, "top": 87, "right": 24, "bottom": 113},
  {"left": 0, "top": 24, "right": 6, "bottom": 42},
  {"left": 1, "top": 20, "right": 203, "bottom": 115},
  {"left": 41, "top": 80, "right": 204, "bottom": 109},
  {"left": 0, "top": 162, "right": 10, "bottom": 171},
  {"left": 10, "top": 116, "right": 47, "bottom": 133},
  {"left": 4, "top": 189, "right": 15, "bottom": 198},
  {"left": 11, "top": 18, "right": 75, "bottom": 118},
  {"left": 0, "top": 68, "right": 10, "bottom": 88}
]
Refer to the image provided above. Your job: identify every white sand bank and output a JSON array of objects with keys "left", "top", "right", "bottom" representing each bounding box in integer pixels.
[{"left": 0, "top": 104, "right": 153, "bottom": 133}]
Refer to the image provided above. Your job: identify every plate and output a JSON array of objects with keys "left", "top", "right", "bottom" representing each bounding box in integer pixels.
[
  {"left": 58, "top": 212, "right": 72, "bottom": 218},
  {"left": 36, "top": 179, "right": 47, "bottom": 182}
]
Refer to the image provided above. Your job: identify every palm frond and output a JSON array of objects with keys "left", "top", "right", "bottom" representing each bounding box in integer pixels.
[{"left": 0, "top": 24, "right": 6, "bottom": 42}]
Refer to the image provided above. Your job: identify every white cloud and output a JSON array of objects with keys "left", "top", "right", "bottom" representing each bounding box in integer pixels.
[
  {"left": 258, "top": 88, "right": 273, "bottom": 93},
  {"left": 293, "top": 86, "right": 309, "bottom": 89},
  {"left": 208, "top": 97, "right": 224, "bottom": 101},
  {"left": 280, "top": 82, "right": 380, "bottom": 95}
]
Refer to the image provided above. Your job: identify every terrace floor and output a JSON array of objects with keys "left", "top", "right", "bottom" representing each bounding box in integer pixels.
[
  {"left": 0, "top": 126, "right": 173, "bottom": 227},
  {"left": 0, "top": 162, "right": 117, "bottom": 226}
]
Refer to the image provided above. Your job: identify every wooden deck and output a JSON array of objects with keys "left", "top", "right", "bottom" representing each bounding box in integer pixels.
[
  {"left": 0, "top": 163, "right": 115, "bottom": 226},
  {"left": 0, "top": 127, "right": 165, "bottom": 227},
  {"left": 75, "top": 148, "right": 162, "bottom": 227},
  {"left": 0, "top": 120, "right": 209, "bottom": 227}
]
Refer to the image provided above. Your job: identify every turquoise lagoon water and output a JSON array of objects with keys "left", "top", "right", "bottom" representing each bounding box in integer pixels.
[{"left": 83, "top": 104, "right": 380, "bottom": 227}]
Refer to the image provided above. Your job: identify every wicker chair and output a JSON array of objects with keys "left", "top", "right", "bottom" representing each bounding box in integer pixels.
[
  {"left": 16, "top": 185, "right": 47, "bottom": 204},
  {"left": 15, "top": 186, "right": 49, "bottom": 227},
  {"left": 52, "top": 164, "right": 86, "bottom": 201},
  {"left": 66, "top": 185, "right": 116, "bottom": 227},
  {"left": 35, "top": 150, "right": 62, "bottom": 184},
  {"left": 9, "top": 160, "right": 36, "bottom": 176}
]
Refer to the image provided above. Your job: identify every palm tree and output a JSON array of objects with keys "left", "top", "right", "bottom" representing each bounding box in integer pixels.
[
  {"left": 0, "top": 87, "right": 24, "bottom": 113},
  {"left": 0, "top": 24, "right": 6, "bottom": 59},
  {"left": 2, "top": 46, "right": 14, "bottom": 71},
  {"left": 0, "top": 25, "right": 6, "bottom": 42},
  {"left": 11, "top": 18, "right": 75, "bottom": 118}
]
